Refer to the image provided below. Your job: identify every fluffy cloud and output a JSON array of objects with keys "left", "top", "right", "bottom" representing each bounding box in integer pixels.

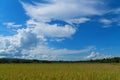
[
  {"left": 0, "top": 30, "right": 94, "bottom": 60},
  {"left": 0, "top": 20, "right": 95, "bottom": 59},
  {"left": 0, "top": 20, "right": 78, "bottom": 60},
  {"left": 27, "top": 19, "right": 76, "bottom": 38},
  {"left": 0, "top": 28, "right": 43, "bottom": 55}
]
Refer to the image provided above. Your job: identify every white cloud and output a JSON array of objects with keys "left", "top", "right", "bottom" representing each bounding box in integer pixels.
[
  {"left": 49, "top": 38, "right": 65, "bottom": 42},
  {"left": 21, "top": 0, "right": 105, "bottom": 21},
  {"left": 0, "top": 23, "right": 95, "bottom": 60},
  {"left": 0, "top": 0, "right": 106, "bottom": 60},
  {"left": 100, "top": 8, "right": 120, "bottom": 27},
  {"left": 100, "top": 19, "right": 112, "bottom": 28},
  {"left": 100, "top": 19, "right": 112, "bottom": 24},
  {"left": 27, "top": 19, "right": 76, "bottom": 38},
  {"left": 21, "top": 0, "right": 105, "bottom": 39},
  {"left": 3, "top": 22, "right": 22, "bottom": 28},
  {"left": 109, "top": 8, "right": 120, "bottom": 14},
  {"left": 20, "top": 0, "right": 105, "bottom": 40},
  {"left": 0, "top": 19, "right": 77, "bottom": 60},
  {"left": 114, "top": 8, "right": 120, "bottom": 14},
  {"left": 24, "top": 46, "right": 94, "bottom": 55},
  {"left": 102, "top": 55, "right": 112, "bottom": 59},
  {"left": 0, "top": 31, "right": 94, "bottom": 60},
  {"left": 86, "top": 52, "right": 100, "bottom": 59},
  {"left": 18, "top": 46, "right": 95, "bottom": 60},
  {"left": 0, "top": 28, "right": 44, "bottom": 55},
  {"left": 67, "top": 18, "right": 90, "bottom": 25},
  {"left": 85, "top": 51, "right": 114, "bottom": 60}
]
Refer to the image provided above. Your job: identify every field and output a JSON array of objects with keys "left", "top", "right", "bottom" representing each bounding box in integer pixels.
[{"left": 0, "top": 63, "right": 119, "bottom": 80}]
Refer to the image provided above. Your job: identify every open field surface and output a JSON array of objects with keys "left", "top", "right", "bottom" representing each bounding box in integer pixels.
[{"left": 0, "top": 63, "right": 119, "bottom": 80}]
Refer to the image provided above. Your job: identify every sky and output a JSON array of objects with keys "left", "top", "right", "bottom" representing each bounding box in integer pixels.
[{"left": 0, "top": 0, "right": 120, "bottom": 60}]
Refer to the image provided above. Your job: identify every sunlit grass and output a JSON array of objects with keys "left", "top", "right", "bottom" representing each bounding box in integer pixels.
[{"left": 0, "top": 63, "right": 119, "bottom": 80}]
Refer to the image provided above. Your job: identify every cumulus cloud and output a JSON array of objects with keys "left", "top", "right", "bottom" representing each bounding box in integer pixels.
[
  {"left": 27, "top": 19, "right": 76, "bottom": 38},
  {"left": 0, "top": 20, "right": 95, "bottom": 60},
  {"left": 0, "top": 28, "right": 43, "bottom": 54},
  {"left": 0, "top": 20, "right": 78, "bottom": 60},
  {"left": 0, "top": 31, "right": 94, "bottom": 59}
]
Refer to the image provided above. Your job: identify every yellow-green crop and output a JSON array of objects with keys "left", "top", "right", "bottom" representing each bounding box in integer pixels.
[{"left": 0, "top": 63, "right": 119, "bottom": 80}]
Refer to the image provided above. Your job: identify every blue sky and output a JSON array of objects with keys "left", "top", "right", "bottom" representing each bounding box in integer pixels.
[{"left": 0, "top": 0, "right": 120, "bottom": 60}]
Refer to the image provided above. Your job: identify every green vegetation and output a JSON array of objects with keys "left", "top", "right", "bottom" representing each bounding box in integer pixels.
[
  {"left": 0, "top": 57, "right": 120, "bottom": 63},
  {"left": 0, "top": 63, "right": 119, "bottom": 80}
]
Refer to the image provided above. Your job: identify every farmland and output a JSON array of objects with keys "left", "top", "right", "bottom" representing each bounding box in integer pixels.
[{"left": 0, "top": 63, "right": 119, "bottom": 80}]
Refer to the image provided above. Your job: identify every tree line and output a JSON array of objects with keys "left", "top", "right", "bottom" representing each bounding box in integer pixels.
[{"left": 0, "top": 57, "right": 119, "bottom": 63}]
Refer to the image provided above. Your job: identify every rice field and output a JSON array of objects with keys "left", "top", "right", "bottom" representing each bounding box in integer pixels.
[{"left": 0, "top": 63, "right": 119, "bottom": 80}]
